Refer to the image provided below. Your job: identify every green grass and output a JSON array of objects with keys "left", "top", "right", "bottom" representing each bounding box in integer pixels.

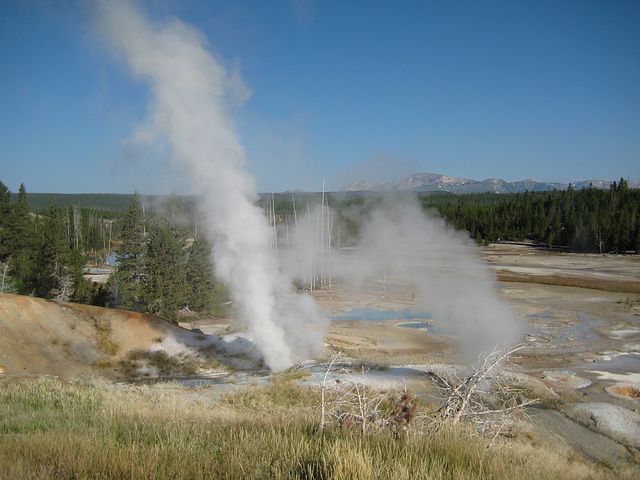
[{"left": 0, "top": 377, "right": 631, "bottom": 479}]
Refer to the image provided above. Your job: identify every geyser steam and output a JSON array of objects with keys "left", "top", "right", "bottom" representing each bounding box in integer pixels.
[
  {"left": 356, "top": 198, "right": 523, "bottom": 359},
  {"left": 281, "top": 196, "right": 523, "bottom": 360},
  {"left": 93, "top": 0, "right": 326, "bottom": 371}
]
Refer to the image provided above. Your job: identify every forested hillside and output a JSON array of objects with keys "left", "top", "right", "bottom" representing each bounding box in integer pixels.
[
  {"left": 0, "top": 182, "right": 218, "bottom": 321},
  {"left": 1, "top": 179, "right": 637, "bottom": 322},
  {"left": 432, "top": 179, "right": 639, "bottom": 253}
]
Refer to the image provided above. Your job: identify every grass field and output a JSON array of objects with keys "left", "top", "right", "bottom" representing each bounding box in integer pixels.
[{"left": 0, "top": 377, "right": 631, "bottom": 479}]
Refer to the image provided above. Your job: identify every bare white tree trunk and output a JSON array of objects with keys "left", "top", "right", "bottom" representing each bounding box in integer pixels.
[
  {"left": 107, "top": 220, "right": 113, "bottom": 265},
  {"left": 429, "top": 344, "right": 537, "bottom": 442},
  {"left": 1, "top": 261, "right": 9, "bottom": 293}
]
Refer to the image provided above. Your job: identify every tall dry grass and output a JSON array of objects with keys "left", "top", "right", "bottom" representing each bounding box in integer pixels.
[{"left": 0, "top": 377, "right": 632, "bottom": 479}]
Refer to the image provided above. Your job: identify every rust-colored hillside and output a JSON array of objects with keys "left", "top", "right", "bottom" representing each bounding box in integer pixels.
[{"left": 0, "top": 293, "right": 208, "bottom": 380}]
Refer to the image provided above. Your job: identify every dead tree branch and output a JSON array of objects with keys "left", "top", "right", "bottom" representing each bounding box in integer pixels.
[
  {"left": 427, "top": 344, "right": 537, "bottom": 441},
  {"left": 317, "top": 344, "right": 538, "bottom": 447},
  {"left": 318, "top": 357, "right": 419, "bottom": 438}
]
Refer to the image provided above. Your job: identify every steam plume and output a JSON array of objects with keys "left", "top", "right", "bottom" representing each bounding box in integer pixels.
[
  {"left": 357, "top": 197, "right": 523, "bottom": 358},
  {"left": 93, "top": 0, "right": 326, "bottom": 371},
  {"left": 282, "top": 196, "right": 523, "bottom": 360}
]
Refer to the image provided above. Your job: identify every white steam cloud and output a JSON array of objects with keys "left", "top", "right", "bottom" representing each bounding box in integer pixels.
[
  {"left": 281, "top": 196, "right": 523, "bottom": 360},
  {"left": 93, "top": 0, "right": 326, "bottom": 371}
]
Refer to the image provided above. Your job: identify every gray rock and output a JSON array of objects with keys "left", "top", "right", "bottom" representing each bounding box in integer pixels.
[{"left": 564, "top": 402, "right": 640, "bottom": 447}]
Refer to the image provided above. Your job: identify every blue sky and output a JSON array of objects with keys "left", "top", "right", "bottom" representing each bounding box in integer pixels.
[{"left": 1, "top": 0, "right": 639, "bottom": 194}]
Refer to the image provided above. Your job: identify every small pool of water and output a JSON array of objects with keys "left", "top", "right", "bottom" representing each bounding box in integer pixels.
[
  {"left": 573, "top": 313, "right": 609, "bottom": 341},
  {"left": 624, "top": 314, "right": 640, "bottom": 325},
  {"left": 396, "top": 322, "right": 434, "bottom": 332},
  {"left": 333, "top": 308, "right": 431, "bottom": 321},
  {"left": 582, "top": 352, "right": 640, "bottom": 372}
]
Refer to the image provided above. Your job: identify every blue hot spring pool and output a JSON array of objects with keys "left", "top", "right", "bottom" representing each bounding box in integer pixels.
[
  {"left": 333, "top": 308, "right": 430, "bottom": 321},
  {"left": 394, "top": 321, "right": 435, "bottom": 332},
  {"left": 333, "top": 308, "right": 434, "bottom": 332}
]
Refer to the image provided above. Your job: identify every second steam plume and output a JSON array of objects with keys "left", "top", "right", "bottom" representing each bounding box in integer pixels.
[
  {"left": 93, "top": 0, "right": 326, "bottom": 371},
  {"left": 280, "top": 196, "right": 523, "bottom": 360}
]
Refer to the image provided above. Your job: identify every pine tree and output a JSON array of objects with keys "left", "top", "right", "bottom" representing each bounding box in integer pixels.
[
  {"left": 144, "top": 218, "right": 187, "bottom": 321},
  {"left": 112, "top": 192, "right": 146, "bottom": 309},
  {"left": 165, "top": 192, "right": 188, "bottom": 238},
  {"left": 0, "top": 181, "right": 12, "bottom": 293},
  {"left": 185, "top": 234, "right": 215, "bottom": 313},
  {"left": 0, "top": 181, "right": 11, "bottom": 261},
  {"left": 36, "top": 197, "right": 71, "bottom": 299},
  {"left": 69, "top": 248, "right": 92, "bottom": 304},
  {"left": 10, "top": 184, "right": 38, "bottom": 294}
]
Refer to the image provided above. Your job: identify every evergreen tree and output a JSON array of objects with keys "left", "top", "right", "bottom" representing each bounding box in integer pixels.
[
  {"left": 69, "top": 248, "right": 92, "bottom": 304},
  {"left": 112, "top": 192, "right": 146, "bottom": 309},
  {"left": 165, "top": 192, "right": 188, "bottom": 238},
  {"left": 0, "top": 181, "right": 11, "bottom": 261},
  {"left": 185, "top": 234, "right": 215, "bottom": 313},
  {"left": 144, "top": 218, "right": 187, "bottom": 321},
  {"left": 0, "top": 182, "right": 12, "bottom": 293},
  {"left": 35, "top": 197, "right": 71, "bottom": 299},
  {"left": 10, "top": 184, "right": 38, "bottom": 294}
]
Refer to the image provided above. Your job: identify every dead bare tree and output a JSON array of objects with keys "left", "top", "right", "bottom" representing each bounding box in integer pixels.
[
  {"left": 318, "top": 355, "right": 419, "bottom": 438},
  {"left": 427, "top": 344, "right": 538, "bottom": 442},
  {"left": 319, "top": 353, "right": 340, "bottom": 431},
  {"left": 54, "top": 274, "right": 73, "bottom": 304},
  {"left": 317, "top": 345, "right": 537, "bottom": 446},
  {"left": 1, "top": 260, "right": 10, "bottom": 293}
]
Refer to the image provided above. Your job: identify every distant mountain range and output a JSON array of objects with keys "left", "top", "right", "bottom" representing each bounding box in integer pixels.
[{"left": 341, "top": 173, "right": 636, "bottom": 194}]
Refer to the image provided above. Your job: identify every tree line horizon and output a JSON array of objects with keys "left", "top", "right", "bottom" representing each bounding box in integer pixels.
[{"left": 1, "top": 178, "right": 638, "bottom": 321}]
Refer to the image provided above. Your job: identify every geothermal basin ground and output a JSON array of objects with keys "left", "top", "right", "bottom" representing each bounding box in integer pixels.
[{"left": 192, "top": 243, "right": 640, "bottom": 468}]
